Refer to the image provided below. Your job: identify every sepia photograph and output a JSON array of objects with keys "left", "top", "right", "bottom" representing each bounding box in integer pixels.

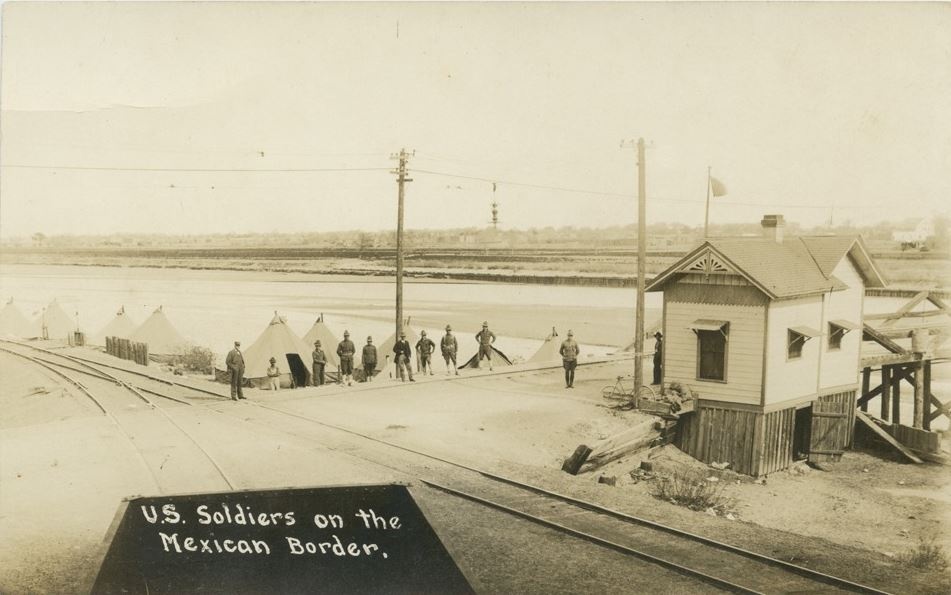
[{"left": 0, "top": 2, "right": 949, "bottom": 593}]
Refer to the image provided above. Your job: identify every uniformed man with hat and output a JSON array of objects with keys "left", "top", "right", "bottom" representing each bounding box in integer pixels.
[
  {"left": 559, "top": 330, "right": 580, "bottom": 388},
  {"left": 312, "top": 340, "right": 327, "bottom": 386},
  {"left": 416, "top": 330, "right": 436, "bottom": 376},
  {"left": 226, "top": 340, "right": 246, "bottom": 400},
  {"left": 337, "top": 330, "right": 356, "bottom": 386},
  {"left": 475, "top": 321, "right": 496, "bottom": 371},
  {"left": 441, "top": 324, "right": 459, "bottom": 375}
]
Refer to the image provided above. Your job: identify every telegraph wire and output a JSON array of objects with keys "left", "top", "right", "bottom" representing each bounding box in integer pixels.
[{"left": 1, "top": 164, "right": 391, "bottom": 173}]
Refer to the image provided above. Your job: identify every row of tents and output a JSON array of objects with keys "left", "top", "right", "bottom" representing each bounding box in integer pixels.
[
  {"left": 219, "top": 314, "right": 576, "bottom": 389},
  {"left": 1, "top": 298, "right": 576, "bottom": 389},
  {"left": 0, "top": 299, "right": 189, "bottom": 355}
]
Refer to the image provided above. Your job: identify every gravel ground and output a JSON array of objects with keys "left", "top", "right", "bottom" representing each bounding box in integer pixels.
[{"left": 1, "top": 347, "right": 948, "bottom": 594}]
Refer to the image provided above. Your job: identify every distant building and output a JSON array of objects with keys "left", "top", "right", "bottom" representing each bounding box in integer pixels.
[
  {"left": 647, "top": 214, "right": 886, "bottom": 476},
  {"left": 892, "top": 217, "right": 935, "bottom": 250}
]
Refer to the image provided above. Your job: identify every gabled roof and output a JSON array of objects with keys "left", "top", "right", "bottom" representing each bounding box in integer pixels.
[
  {"left": 798, "top": 235, "right": 887, "bottom": 288},
  {"left": 647, "top": 233, "right": 886, "bottom": 299}
]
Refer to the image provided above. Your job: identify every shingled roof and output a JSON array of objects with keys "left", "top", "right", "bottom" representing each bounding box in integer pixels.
[{"left": 647, "top": 233, "right": 882, "bottom": 299}]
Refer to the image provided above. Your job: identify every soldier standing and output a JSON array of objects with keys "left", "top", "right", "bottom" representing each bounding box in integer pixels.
[
  {"left": 337, "top": 330, "right": 356, "bottom": 386},
  {"left": 312, "top": 340, "right": 327, "bottom": 386},
  {"left": 226, "top": 341, "right": 246, "bottom": 400},
  {"left": 559, "top": 330, "right": 580, "bottom": 389},
  {"left": 362, "top": 336, "right": 378, "bottom": 382},
  {"left": 393, "top": 331, "right": 415, "bottom": 382},
  {"left": 416, "top": 330, "right": 436, "bottom": 376},
  {"left": 266, "top": 357, "right": 281, "bottom": 391},
  {"left": 475, "top": 321, "right": 496, "bottom": 371},
  {"left": 441, "top": 325, "right": 459, "bottom": 376},
  {"left": 653, "top": 331, "right": 664, "bottom": 386}
]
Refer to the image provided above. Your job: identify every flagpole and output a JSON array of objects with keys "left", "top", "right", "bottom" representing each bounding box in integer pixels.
[{"left": 704, "top": 166, "right": 711, "bottom": 238}]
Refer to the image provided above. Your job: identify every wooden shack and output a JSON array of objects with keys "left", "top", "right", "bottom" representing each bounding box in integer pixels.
[{"left": 646, "top": 214, "right": 886, "bottom": 475}]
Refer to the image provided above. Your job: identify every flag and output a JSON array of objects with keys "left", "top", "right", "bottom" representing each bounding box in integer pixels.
[{"left": 710, "top": 176, "right": 727, "bottom": 197}]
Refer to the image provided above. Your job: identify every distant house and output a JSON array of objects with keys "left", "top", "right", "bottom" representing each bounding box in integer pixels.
[
  {"left": 892, "top": 217, "right": 935, "bottom": 250},
  {"left": 647, "top": 214, "right": 886, "bottom": 476}
]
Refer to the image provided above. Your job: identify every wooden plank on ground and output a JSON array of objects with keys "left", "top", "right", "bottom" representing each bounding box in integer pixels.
[
  {"left": 854, "top": 411, "right": 923, "bottom": 464},
  {"left": 583, "top": 417, "right": 663, "bottom": 472}
]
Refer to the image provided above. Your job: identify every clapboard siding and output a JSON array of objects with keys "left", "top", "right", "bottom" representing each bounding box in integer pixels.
[
  {"left": 664, "top": 297, "right": 765, "bottom": 405},
  {"left": 764, "top": 295, "right": 824, "bottom": 406},
  {"left": 820, "top": 257, "right": 865, "bottom": 390}
]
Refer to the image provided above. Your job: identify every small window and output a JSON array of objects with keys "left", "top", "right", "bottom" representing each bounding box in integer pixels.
[
  {"left": 827, "top": 320, "right": 858, "bottom": 351},
  {"left": 788, "top": 330, "right": 806, "bottom": 359},
  {"left": 787, "top": 326, "right": 820, "bottom": 360},
  {"left": 696, "top": 325, "right": 728, "bottom": 381},
  {"left": 828, "top": 323, "right": 845, "bottom": 350}
]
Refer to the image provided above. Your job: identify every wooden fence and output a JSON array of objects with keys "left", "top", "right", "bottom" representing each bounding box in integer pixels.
[{"left": 106, "top": 336, "right": 149, "bottom": 366}]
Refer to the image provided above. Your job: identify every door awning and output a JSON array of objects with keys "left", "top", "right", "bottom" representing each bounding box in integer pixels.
[{"left": 688, "top": 319, "right": 729, "bottom": 332}]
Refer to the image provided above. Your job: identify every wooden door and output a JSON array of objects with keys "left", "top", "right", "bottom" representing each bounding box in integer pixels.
[{"left": 809, "top": 393, "right": 853, "bottom": 462}]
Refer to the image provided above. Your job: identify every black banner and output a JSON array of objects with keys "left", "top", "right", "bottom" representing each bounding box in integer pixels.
[{"left": 92, "top": 483, "right": 473, "bottom": 594}]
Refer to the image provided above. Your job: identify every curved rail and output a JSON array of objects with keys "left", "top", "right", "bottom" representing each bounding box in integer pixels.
[
  {"left": 5, "top": 343, "right": 890, "bottom": 594},
  {"left": 1, "top": 342, "right": 236, "bottom": 491}
]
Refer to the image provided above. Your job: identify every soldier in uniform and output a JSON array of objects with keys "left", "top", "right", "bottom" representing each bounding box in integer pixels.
[
  {"left": 266, "top": 357, "right": 281, "bottom": 391},
  {"left": 393, "top": 331, "right": 415, "bottom": 382},
  {"left": 653, "top": 331, "right": 664, "bottom": 386},
  {"left": 475, "top": 321, "right": 496, "bottom": 371},
  {"left": 337, "top": 330, "right": 356, "bottom": 386},
  {"left": 416, "top": 330, "right": 436, "bottom": 376},
  {"left": 441, "top": 325, "right": 459, "bottom": 376},
  {"left": 312, "top": 340, "right": 327, "bottom": 386},
  {"left": 559, "top": 330, "right": 580, "bottom": 389},
  {"left": 362, "top": 336, "right": 378, "bottom": 382},
  {"left": 226, "top": 341, "right": 246, "bottom": 400}
]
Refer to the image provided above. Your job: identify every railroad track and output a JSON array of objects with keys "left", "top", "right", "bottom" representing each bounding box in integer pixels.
[
  {"left": 3, "top": 340, "right": 890, "bottom": 594},
  {"left": 0, "top": 341, "right": 237, "bottom": 494}
]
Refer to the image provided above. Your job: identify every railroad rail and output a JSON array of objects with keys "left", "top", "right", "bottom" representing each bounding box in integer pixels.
[
  {"left": 0, "top": 341, "right": 236, "bottom": 492},
  {"left": 4, "top": 341, "right": 891, "bottom": 594}
]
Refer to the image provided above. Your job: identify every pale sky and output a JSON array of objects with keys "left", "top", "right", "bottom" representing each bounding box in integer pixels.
[{"left": 1, "top": 2, "right": 949, "bottom": 237}]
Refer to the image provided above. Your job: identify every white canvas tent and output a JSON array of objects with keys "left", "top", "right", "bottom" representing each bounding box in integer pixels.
[
  {"left": 92, "top": 306, "right": 138, "bottom": 345},
  {"left": 0, "top": 299, "right": 35, "bottom": 337},
  {"left": 240, "top": 312, "right": 314, "bottom": 388},
  {"left": 35, "top": 300, "right": 79, "bottom": 341},
  {"left": 528, "top": 327, "right": 562, "bottom": 363},
  {"left": 130, "top": 306, "right": 188, "bottom": 355},
  {"left": 459, "top": 344, "right": 514, "bottom": 369},
  {"left": 301, "top": 315, "right": 341, "bottom": 368}
]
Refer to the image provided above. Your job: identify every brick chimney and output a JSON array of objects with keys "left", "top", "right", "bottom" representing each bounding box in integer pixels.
[{"left": 760, "top": 214, "right": 785, "bottom": 243}]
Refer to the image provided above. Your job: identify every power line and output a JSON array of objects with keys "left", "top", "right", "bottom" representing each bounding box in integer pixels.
[
  {"left": 0, "top": 164, "right": 391, "bottom": 173},
  {"left": 410, "top": 167, "right": 889, "bottom": 211}
]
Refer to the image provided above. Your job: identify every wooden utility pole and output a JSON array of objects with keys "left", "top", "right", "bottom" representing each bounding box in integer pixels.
[
  {"left": 703, "top": 166, "right": 712, "bottom": 238},
  {"left": 391, "top": 148, "right": 413, "bottom": 337},
  {"left": 634, "top": 138, "right": 647, "bottom": 397}
]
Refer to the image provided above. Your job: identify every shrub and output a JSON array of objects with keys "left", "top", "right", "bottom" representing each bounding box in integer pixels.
[
  {"left": 898, "top": 536, "right": 949, "bottom": 572},
  {"left": 170, "top": 345, "right": 215, "bottom": 375},
  {"left": 651, "top": 468, "right": 735, "bottom": 514}
]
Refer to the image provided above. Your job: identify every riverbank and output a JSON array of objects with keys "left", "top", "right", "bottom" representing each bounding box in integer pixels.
[{"left": 3, "top": 247, "right": 948, "bottom": 291}]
